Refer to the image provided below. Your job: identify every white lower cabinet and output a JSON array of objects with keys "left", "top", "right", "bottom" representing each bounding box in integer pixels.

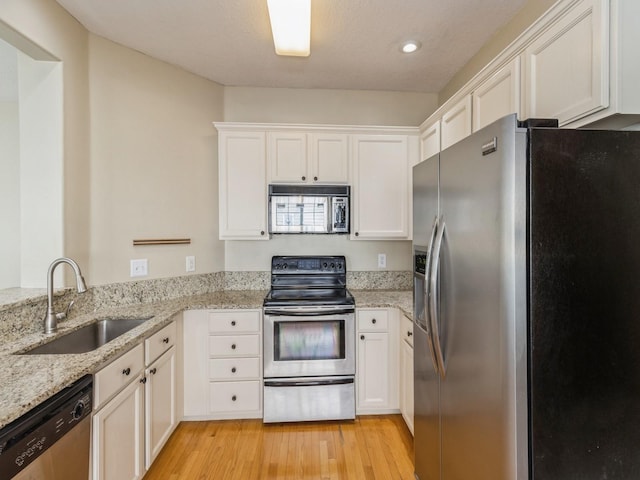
[
  {"left": 183, "top": 309, "right": 263, "bottom": 420},
  {"left": 356, "top": 308, "right": 399, "bottom": 414},
  {"left": 92, "top": 346, "right": 145, "bottom": 480},
  {"left": 92, "top": 320, "right": 178, "bottom": 480},
  {"left": 399, "top": 314, "right": 414, "bottom": 435},
  {"left": 145, "top": 346, "right": 176, "bottom": 468}
]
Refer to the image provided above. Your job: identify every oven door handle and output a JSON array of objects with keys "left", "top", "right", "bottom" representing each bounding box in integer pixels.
[
  {"left": 263, "top": 308, "right": 355, "bottom": 317},
  {"left": 264, "top": 377, "right": 354, "bottom": 387}
]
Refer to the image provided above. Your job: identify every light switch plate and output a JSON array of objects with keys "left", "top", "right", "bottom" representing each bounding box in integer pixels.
[
  {"left": 130, "top": 259, "right": 148, "bottom": 277},
  {"left": 186, "top": 256, "right": 196, "bottom": 272}
]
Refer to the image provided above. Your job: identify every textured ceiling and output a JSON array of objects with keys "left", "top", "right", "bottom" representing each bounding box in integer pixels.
[{"left": 55, "top": 0, "right": 528, "bottom": 93}]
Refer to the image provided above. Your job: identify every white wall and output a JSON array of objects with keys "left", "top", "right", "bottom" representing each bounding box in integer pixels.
[
  {"left": 223, "top": 87, "right": 438, "bottom": 272},
  {"left": 18, "top": 53, "right": 63, "bottom": 287},
  {"left": 0, "top": 101, "right": 20, "bottom": 289},
  {"left": 88, "top": 35, "right": 225, "bottom": 285},
  {"left": 224, "top": 86, "right": 437, "bottom": 126}
]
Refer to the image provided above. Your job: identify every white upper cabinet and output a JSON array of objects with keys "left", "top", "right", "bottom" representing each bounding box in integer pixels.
[
  {"left": 268, "top": 132, "right": 308, "bottom": 183},
  {"left": 217, "top": 128, "right": 268, "bottom": 240},
  {"left": 473, "top": 57, "right": 521, "bottom": 132},
  {"left": 309, "top": 133, "right": 349, "bottom": 184},
  {"left": 420, "top": 119, "right": 440, "bottom": 162},
  {"left": 351, "top": 134, "right": 414, "bottom": 240},
  {"left": 441, "top": 94, "right": 472, "bottom": 150},
  {"left": 523, "top": 0, "right": 609, "bottom": 125}
]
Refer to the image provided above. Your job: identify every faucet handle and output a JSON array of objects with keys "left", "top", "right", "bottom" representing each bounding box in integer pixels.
[{"left": 55, "top": 300, "right": 76, "bottom": 321}]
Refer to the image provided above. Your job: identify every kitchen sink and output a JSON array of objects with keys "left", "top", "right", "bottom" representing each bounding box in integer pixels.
[{"left": 20, "top": 317, "right": 152, "bottom": 355}]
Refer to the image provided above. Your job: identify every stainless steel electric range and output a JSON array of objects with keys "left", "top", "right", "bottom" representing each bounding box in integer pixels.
[{"left": 263, "top": 255, "right": 356, "bottom": 423}]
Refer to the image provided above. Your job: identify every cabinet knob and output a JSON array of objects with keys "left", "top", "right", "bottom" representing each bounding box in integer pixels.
[
  {"left": 360, "top": 335, "right": 365, "bottom": 340},
  {"left": 313, "top": 176, "right": 318, "bottom": 181},
  {"left": 231, "top": 343, "right": 237, "bottom": 350},
  {"left": 260, "top": 231, "right": 265, "bottom": 236},
  {"left": 408, "top": 331, "right": 413, "bottom": 337},
  {"left": 150, "top": 368, "right": 157, "bottom": 375},
  {"left": 162, "top": 337, "right": 170, "bottom": 344},
  {"left": 301, "top": 176, "right": 306, "bottom": 181},
  {"left": 355, "top": 232, "right": 359, "bottom": 237},
  {"left": 231, "top": 367, "right": 237, "bottom": 373},
  {"left": 231, "top": 320, "right": 236, "bottom": 326},
  {"left": 371, "top": 318, "right": 377, "bottom": 324},
  {"left": 232, "top": 395, "right": 237, "bottom": 402},
  {"left": 122, "top": 368, "right": 131, "bottom": 376},
  {"left": 140, "top": 377, "right": 147, "bottom": 384}
]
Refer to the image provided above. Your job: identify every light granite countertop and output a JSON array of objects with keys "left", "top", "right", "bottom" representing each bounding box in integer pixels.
[{"left": 0, "top": 289, "right": 411, "bottom": 430}]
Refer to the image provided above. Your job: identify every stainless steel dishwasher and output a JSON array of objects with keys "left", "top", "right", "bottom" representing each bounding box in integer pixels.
[{"left": 0, "top": 375, "right": 92, "bottom": 480}]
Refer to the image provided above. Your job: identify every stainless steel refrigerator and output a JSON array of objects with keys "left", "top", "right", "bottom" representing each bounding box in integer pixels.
[{"left": 412, "top": 113, "right": 640, "bottom": 480}]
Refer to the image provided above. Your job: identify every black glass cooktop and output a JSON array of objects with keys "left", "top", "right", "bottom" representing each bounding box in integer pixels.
[{"left": 263, "top": 288, "right": 355, "bottom": 307}]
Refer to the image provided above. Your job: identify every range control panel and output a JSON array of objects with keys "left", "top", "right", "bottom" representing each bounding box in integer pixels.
[{"left": 271, "top": 256, "right": 346, "bottom": 274}]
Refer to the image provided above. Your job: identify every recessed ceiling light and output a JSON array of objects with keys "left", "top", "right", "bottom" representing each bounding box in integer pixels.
[{"left": 401, "top": 41, "right": 421, "bottom": 54}]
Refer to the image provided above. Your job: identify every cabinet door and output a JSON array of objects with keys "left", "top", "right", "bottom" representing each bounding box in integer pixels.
[
  {"left": 93, "top": 377, "right": 145, "bottom": 480},
  {"left": 309, "top": 133, "right": 349, "bottom": 183},
  {"left": 268, "top": 132, "right": 308, "bottom": 183},
  {"left": 351, "top": 135, "right": 410, "bottom": 239},
  {"left": 523, "top": 0, "right": 608, "bottom": 125},
  {"left": 420, "top": 120, "right": 441, "bottom": 162},
  {"left": 473, "top": 57, "right": 521, "bottom": 132},
  {"left": 218, "top": 130, "right": 268, "bottom": 240},
  {"left": 400, "top": 339, "right": 414, "bottom": 435},
  {"left": 441, "top": 95, "right": 472, "bottom": 150},
  {"left": 145, "top": 347, "right": 177, "bottom": 469},
  {"left": 357, "top": 331, "right": 390, "bottom": 410}
]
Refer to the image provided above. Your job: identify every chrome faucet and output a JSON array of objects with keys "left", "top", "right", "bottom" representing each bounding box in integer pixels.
[{"left": 43, "top": 257, "right": 88, "bottom": 334}]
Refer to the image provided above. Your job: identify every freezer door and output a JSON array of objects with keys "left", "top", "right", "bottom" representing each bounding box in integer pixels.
[
  {"left": 413, "top": 154, "right": 441, "bottom": 480},
  {"left": 437, "top": 114, "right": 527, "bottom": 480}
]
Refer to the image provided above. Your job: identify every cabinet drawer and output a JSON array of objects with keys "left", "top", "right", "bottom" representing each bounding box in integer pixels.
[
  {"left": 401, "top": 315, "right": 414, "bottom": 347},
  {"left": 209, "top": 335, "right": 260, "bottom": 357},
  {"left": 209, "top": 311, "right": 260, "bottom": 334},
  {"left": 358, "top": 309, "right": 389, "bottom": 332},
  {"left": 145, "top": 321, "right": 176, "bottom": 366},
  {"left": 210, "top": 381, "right": 261, "bottom": 413},
  {"left": 210, "top": 358, "right": 261, "bottom": 381},
  {"left": 95, "top": 343, "right": 144, "bottom": 409}
]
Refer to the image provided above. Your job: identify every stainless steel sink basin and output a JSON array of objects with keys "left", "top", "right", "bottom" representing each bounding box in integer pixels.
[{"left": 20, "top": 317, "right": 152, "bottom": 355}]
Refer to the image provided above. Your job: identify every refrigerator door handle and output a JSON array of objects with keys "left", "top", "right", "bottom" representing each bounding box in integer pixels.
[
  {"left": 423, "top": 215, "right": 441, "bottom": 375},
  {"left": 429, "top": 215, "right": 447, "bottom": 379}
]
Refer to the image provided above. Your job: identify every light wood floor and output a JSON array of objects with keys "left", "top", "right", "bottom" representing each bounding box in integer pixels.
[{"left": 144, "top": 415, "right": 415, "bottom": 480}]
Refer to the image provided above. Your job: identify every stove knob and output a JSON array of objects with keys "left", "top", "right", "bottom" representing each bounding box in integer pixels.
[
  {"left": 330, "top": 263, "right": 335, "bottom": 269},
  {"left": 283, "top": 264, "right": 288, "bottom": 269},
  {"left": 323, "top": 262, "right": 328, "bottom": 269},
  {"left": 274, "top": 264, "right": 280, "bottom": 270}
]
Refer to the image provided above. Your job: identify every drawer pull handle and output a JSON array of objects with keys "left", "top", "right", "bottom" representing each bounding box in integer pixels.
[
  {"left": 232, "top": 395, "right": 237, "bottom": 402},
  {"left": 314, "top": 176, "right": 318, "bottom": 181},
  {"left": 122, "top": 368, "right": 131, "bottom": 376},
  {"left": 150, "top": 368, "right": 157, "bottom": 375},
  {"left": 231, "top": 367, "right": 237, "bottom": 373},
  {"left": 360, "top": 335, "right": 365, "bottom": 340},
  {"left": 162, "top": 337, "right": 170, "bottom": 344},
  {"left": 231, "top": 320, "right": 236, "bottom": 326},
  {"left": 140, "top": 377, "right": 147, "bottom": 384},
  {"left": 371, "top": 318, "right": 377, "bottom": 324},
  {"left": 231, "top": 343, "right": 237, "bottom": 350},
  {"left": 301, "top": 176, "right": 306, "bottom": 181}
]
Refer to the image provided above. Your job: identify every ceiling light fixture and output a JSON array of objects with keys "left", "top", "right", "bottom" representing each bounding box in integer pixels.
[
  {"left": 267, "top": 0, "right": 311, "bottom": 57},
  {"left": 401, "top": 41, "right": 421, "bottom": 54}
]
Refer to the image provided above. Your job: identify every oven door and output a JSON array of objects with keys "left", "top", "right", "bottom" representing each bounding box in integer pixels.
[{"left": 263, "top": 310, "right": 355, "bottom": 378}]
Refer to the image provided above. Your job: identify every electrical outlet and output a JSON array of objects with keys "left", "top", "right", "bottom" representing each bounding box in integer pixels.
[
  {"left": 378, "top": 253, "right": 387, "bottom": 269},
  {"left": 186, "top": 255, "right": 196, "bottom": 272},
  {"left": 130, "top": 259, "right": 148, "bottom": 277}
]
